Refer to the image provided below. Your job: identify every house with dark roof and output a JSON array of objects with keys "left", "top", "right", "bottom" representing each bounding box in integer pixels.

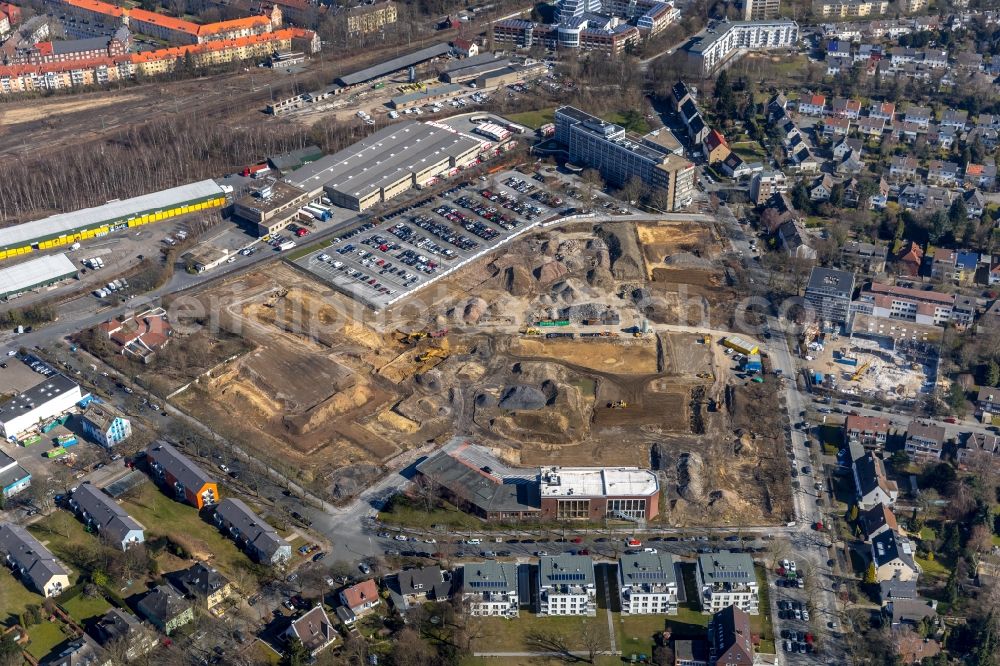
[
  {"left": 976, "top": 387, "right": 1000, "bottom": 416},
  {"left": 538, "top": 555, "right": 597, "bottom": 616},
  {"left": 879, "top": 578, "right": 918, "bottom": 605},
  {"left": 40, "top": 635, "right": 110, "bottom": 666},
  {"left": 0, "top": 449, "right": 31, "bottom": 500},
  {"left": 853, "top": 452, "right": 898, "bottom": 510},
  {"left": 285, "top": 606, "right": 337, "bottom": 656},
  {"left": 904, "top": 422, "right": 947, "bottom": 461},
  {"left": 386, "top": 566, "right": 452, "bottom": 610},
  {"left": 146, "top": 441, "right": 218, "bottom": 509},
  {"left": 887, "top": 598, "right": 936, "bottom": 626},
  {"left": 69, "top": 483, "right": 145, "bottom": 551},
  {"left": 958, "top": 432, "right": 1000, "bottom": 470},
  {"left": 859, "top": 502, "right": 897, "bottom": 540},
  {"left": 213, "top": 498, "right": 290, "bottom": 565},
  {"left": 778, "top": 220, "right": 816, "bottom": 260},
  {"left": 673, "top": 638, "right": 709, "bottom": 665},
  {"left": 169, "top": 561, "right": 235, "bottom": 611},
  {"left": 136, "top": 585, "right": 194, "bottom": 635},
  {"left": 707, "top": 604, "right": 754, "bottom": 665},
  {"left": 90, "top": 608, "right": 157, "bottom": 661},
  {"left": 871, "top": 529, "right": 918, "bottom": 583},
  {"left": 0, "top": 522, "right": 71, "bottom": 597},
  {"left": 697, "top": 552, "right": 758, "bottom": 614}
]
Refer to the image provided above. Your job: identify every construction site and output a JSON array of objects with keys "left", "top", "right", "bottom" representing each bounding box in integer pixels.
[
  {"left": 803, "top": 333, "right": 935, "bottom": 401},
  {"left": 154, "top": 192, "right": 790, "bottom": 524}
]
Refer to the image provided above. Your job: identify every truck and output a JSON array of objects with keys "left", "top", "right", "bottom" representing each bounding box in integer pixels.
[
  {"left": 303, "top": 206, "right": 331, "bottom": 221},
  {"left": 278, "top": 240, "right": 297, "bottom": 251},
  {"left": 241, "top": 163, "right": 271, "bottom": 177}
]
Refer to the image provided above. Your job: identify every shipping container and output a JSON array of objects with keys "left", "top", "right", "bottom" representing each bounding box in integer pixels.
[
  {"left": 20, "top": 434, "right": 42, "bottom": 447},
  {"left": 46, "top": 447, "right": 68, "bottom": 459},
  {"left": 536, "top": 319, "right": 570, "bottom": 327}
]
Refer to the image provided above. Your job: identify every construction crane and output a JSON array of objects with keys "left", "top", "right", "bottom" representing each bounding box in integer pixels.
[{"left": 851, "top": 360, "right": 871, "bottom": 382}]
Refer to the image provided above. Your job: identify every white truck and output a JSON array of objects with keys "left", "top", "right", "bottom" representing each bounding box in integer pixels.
[{"left": 278, "top": 240, "right": 297, "bottom": 251}]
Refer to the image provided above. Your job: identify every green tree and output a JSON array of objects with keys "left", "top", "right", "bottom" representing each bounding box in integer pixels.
[
  {"left": 283, "top": 637, "right": 309, "bottom": 666},
  {"left": 944, "top": 568, "right": 959, "bottom": 605},
  {"left": 848, "top": 504, "right": 859, "bottom": 521},
  {"left": 714, "top": 70, "right": 736, "bottom": 120},
  {"left": 948, "top": 382, "right": 968, "bottom": 417},
  {"left": 91, "top": 571, "right": 109, "bottom": 587},
  {"left": 0, "top": 633, "right": 20, "bottom": 666},
  {"left": 890, "top": 450, "right": 910, "bottom": 471},
  {"left": 864, "top": 563, "right": 877, "bottom": 584},
  {"left": 949, "top": 197, "right": 968, "bottom": 226},
  {"left": 987, "top": 360, "right": 1000, "bottom": 387}
]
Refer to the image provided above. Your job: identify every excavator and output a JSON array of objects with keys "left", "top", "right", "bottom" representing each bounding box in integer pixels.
[
  {"left": 397, "top": 330, "right": 428, "bottom": 344},
  {"left": 608, "top": 400, "right": 628, "bottom": 409},
  {"left": 417, "top": 348, "right": 449, "bottom": 363},
  {"left": 521, "top": 327, "right": 541, "bottom": 336},
  {"left": 851, "top": 360, "right": 871, "bottom": 382}
]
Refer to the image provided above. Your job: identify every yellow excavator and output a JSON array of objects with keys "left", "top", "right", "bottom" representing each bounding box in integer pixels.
[
  {"left": 851, "top": 360, "right": 871, "bottom": 382},
  {"left": 608, "top": 400, "right": 628, "bottom": 409},
  {"left": 417, "top": 348, "right": 449, "bottom": 363},
  {"left": 521, "top": 328, "right": 541, "bottom": 336},
  {"left": 397, "top": 330, "right": 428, "bottom": 344}
]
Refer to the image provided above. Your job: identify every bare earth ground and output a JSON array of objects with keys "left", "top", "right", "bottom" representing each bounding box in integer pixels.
[{"left": 160, "top": 220, "right": 790, "bottom": 523}]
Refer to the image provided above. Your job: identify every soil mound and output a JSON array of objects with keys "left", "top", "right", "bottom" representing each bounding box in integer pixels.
[
  {"left": 534, "top": 260, "right": 568, "bottom": 284},
  {"left": 499, "top": 385, "right": 547, "bottom": 410},
  {"left": 504, "top": 265, "right": 534, "bottom": 296}
]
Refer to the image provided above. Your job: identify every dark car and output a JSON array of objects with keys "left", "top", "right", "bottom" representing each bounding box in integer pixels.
[{"left": 312, "top": 552, "right": 327, "bottom": 562}]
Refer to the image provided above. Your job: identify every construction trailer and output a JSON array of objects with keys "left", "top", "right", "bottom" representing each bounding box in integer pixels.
[{"left": 722, "top": 335, "right": 760, "bottom": 356}]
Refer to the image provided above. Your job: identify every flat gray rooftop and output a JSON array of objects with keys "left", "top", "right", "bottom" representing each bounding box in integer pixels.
[{"left": 336, "top": 43, "right": 452, "bottom": 86}]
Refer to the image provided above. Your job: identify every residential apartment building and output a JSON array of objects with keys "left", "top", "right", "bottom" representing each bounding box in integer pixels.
[
  {"left": 69, "top": 483, "right": 145, "bottom": 551},
  {"left": 136, "top": 585, "right": 194, "bottom": 635},
  {"left": 813, "top": 0, "right": 888, "bottom": 18},
  {"left": 844, "top": 415, "right": 891, "bottom": 451},
  {"left": 749, "top": 170, "right": 787, "bottom": 205},
  {"left": 904, "top": 422, "right": 947, "bottom": 461},
  {"left": 0, "top": 522, "right": 71, "bottom": 597},
  {"left": 213, "top": 498, "right": 291, "bottom": 565},
  {"left": 555, "top": 106, "right": 696, "bottom": 210},
  {"left": 958, "top": 432, "right": 1000, "bottom": 470},
  {"left": 80, "top": 402, "right": 131, "bottom": 448},
  {"left": 537, "top": 555, "right": 597, "bottom": 616},
  {"left": 696, "top": 552, "right": 759, "bottom": 614},
  {"left": 840, "top": 241, "right": 887, "bottom": 273},
  {"left": 91, "top": 609, "right": 157, "bottom": 661},
  {"left": 685, "top": 20, "right": 799, "bottom": 77},
  {"left": 462, "top": 561, "right": 519, "bottom": 618},
  {"left": 171, "top": 562, "right": 235, "bottom": 612},
  {"left": 345, "top": 0, "right": 398, "bottom": 34},
  {"left": 853, "top": 452, "right": 899, "bottom": 510},
  {"left": 740, "top": 0, "right": 781, "bottom": 20},
  {"left": 707, "top": 605, "right": 755, "bottom": 664},
  {"left": 931, "top": 249, "right": 979, "bottom": 284},
  {"left": 618, "top": 552, "right": 678, "bottom": 615},
  {"left": 805, "top": 267, "right": 856, "bottom": 329},
  {"left": 146, "top": 441, "right": 218, "bottom": 509},
  {"left": 978, "top": 387, "right": 1000, "bottom": 416},
  {"left": 853, "top": 282, "right": 956, "bottom": 326}
]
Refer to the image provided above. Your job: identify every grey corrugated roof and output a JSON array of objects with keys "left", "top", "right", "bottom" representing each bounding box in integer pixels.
[
  {"left": 0, "top": 254, "right": 78, "bottom": 298},
  {"left": 390, "top": 83, "right": 465, "bottom": 107},
  {"left": 336, "top": 43, "right": 451, "bottom": 86},
  {"left": 0, "top": 180, "right": 224, "bottom": 251}
]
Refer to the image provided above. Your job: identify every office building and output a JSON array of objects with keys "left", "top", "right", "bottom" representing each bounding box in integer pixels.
[
  {"left": 696, "top": 552, "right": 759, "bottom": 614},
  {"left": 538, "top": 466, "right": 660, "bottom": 521},
  {"left": 804, "top": 267, "right": 855, "bottom": 329},
  {"left": 618, "top": 552, "right": 678, "bottom": 615},
  {"left": 537, "top": 555, "right": 597, "bottom": 616},
  {"left": 554, "top": 106, "right": 695, "bottom": 210},
  {"left": 852, "top": 282, "right": 956, "bottom": 327}
]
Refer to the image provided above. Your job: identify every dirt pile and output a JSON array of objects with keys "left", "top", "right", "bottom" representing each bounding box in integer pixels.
[
  {"left": 499, "top": 385, "right": 548, "bottom": 410},
  {"left": 677, "top": 452, "right": 705, "bottom": 502},
  {"left": 504, "top": 265, "right": 535, "bottom": 296},
  {"left": 283, "top": 383, "right": 373, "bottom": 435},
  {"left": 463, "top": 297, "right": 488, "bottom": 324},
  {"left": 596, "top": 223, "right": 643, "bottom": 281},
  {"left": 664, "top": 251, "right": 714, "bottom": 270},
  {"left": 534, "top": 260, "right": 568, "bottom": 284},
  {"left": 587, "top": 267, "right": 614, "bottom": 290}
]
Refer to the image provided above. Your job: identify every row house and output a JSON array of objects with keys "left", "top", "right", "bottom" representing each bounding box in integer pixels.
[
  {"left": 213, "top": 498, "right": 291, "bottom": 565},
  {"left": 940, "top": 108, "right": 969, "bottom": 130},
  {"left": 69, "top": 483, "right": 145, "bottom": 551},
  {"left": 844, "top": 415, "right": 891, "bottom": 451},
  {"left": 869, "top": 100, "right": 896, "bottom": 122},
  {"left": 903, "top": 105, "right": 932, "bottom": 128},
  {"left": 889, "top": 156, "right": 919, "bottom": 180},
  {"left": 0, "top": 522, "right": 71, "bottom": 597},
  {"left": 859, "top": 502, "right": 898, "bottom": 540},
  {"left": 798, "top": 93, "right": 826, "bottom": 116},
  {"left": 928, "top": 126, "right": 956, "bottom": 150},
  {"left": 897, "top": 184, "right": 953, "bottom": 212},
  {"left": 857, "top": 116, "right": 885, "bottom": 137},
  {"left": 964, "top": 163, "right": 997, "bottom": 189},
  {"left": 823, "top": 116, "right": 851, "bottom": 137},
  {"left": 830, "top": 96, "right": 862, "bottom": 118}
]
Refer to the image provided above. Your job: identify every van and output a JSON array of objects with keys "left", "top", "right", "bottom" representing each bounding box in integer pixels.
[{"left": 466, "top": 538, "right": 482, "bottom": 545}]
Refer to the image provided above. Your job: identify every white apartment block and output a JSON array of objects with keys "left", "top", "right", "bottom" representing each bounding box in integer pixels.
[
  {"left": 462, "top": 561, "right": 519, "bottom": 618},
  {"left": 697, "top": 552, "right": 759, "bottom": 614},
  {"left": 537, "top": 555, "right": 597, "bottom": 616},
  {"left": 685, "top": 20, "right": 799, "bottom": 76},
  {"left": 618, "top": 552, "right": 678, "bottom": 615}
]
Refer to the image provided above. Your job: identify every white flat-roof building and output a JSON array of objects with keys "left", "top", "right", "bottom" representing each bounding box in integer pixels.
[
  {"left": 697, "top": 552, "right": 759, "bottom": 614},
  {"left": 539, "top": 466, "right": 660, "bottom": 521},
  {"left": 619, "top": 552, "right": 679, "bottom": 615},
  {"left": 0, "top": 253, "right": 78, "bottom": 299},
  {"left": 0, "top": 373, "right": 85, "bottom": 439}
]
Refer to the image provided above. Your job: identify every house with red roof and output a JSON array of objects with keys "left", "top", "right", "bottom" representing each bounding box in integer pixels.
[
  {"left": 895, "top": 241, "right": 924, "bottom": 277},
  {"left": 452, "top": 38, "right": 478, "bottom": 57},
  {"left": 702, "top": 129, "right": 730, "bottom": 165},
  {"left": 799, "top": 94, "right": 826, "bottom": 116},
  {"left": 338, "top": 579, "right": 380, "bottom": 619},
  {"left": 96, "top": 307, "right": 172, "bottom": 362}
]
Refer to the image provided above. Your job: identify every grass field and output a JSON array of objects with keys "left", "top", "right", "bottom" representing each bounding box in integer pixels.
[
  {"left": 61, "top": 592, "right": 113, "bottom": 627},
  {"left": 27, "top": 515, "right": 88, "bottom": 584},
  {"left": 602, "top": 111, "right": 650, "bottom": 134},
  {"left": 753, "top": 565, "right": 776, "bottom": 654},
  {"left": 285, "top": 238, "right": 334, "bottom": 261},
  {"left": 475, "top": 612, "right": 612, "bottom": 653},
  {"left": 121, "top": 484, "right": 250, "bottom": 577},
  {"left": 0, "top": 567, "right": 44, "bottom": 627},
  {"left": 378, "top": 498, "right": 482, "bottom": 530},
  {"left": 506, "top": 108, "right": 555, "bottom": 130},
  {"left": 731, "top": 141, "right": 766, "bottom": 160},
  {"left": 915, "top": 554, "right": 950, "bottom": 581},
  {"left": 25, "top": 620, "right": 73, "bottom": 660},
  {"left": 617, "top": 614, "right": 667, "bottom": 660}
]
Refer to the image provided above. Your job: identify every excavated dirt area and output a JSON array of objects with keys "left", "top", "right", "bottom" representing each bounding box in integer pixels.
[{"left": 165, "top": 219, "right": 789, "bottom": 522}]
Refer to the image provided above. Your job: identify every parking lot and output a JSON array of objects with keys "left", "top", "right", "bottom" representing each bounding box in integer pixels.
[
  {"left": 773, "top": 558, "right": 827, "bottom": 663},
  {"left": 293, "top": 172, "right": 562, "bottom": 310}
]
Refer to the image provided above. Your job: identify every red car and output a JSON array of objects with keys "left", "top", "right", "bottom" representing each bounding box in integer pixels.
[{"left": 571, "top": 537, "right": 583, "bottom": 544}]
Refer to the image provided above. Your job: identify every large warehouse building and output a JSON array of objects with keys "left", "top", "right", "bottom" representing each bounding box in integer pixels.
[
  {"left": 0, "top": 373, "right": 87, "bottom": 439},
  {"left": 0, "top": 253, "right": 78, "bottom": 300},
  {"left": 284, "top": 122, "right": 483, "bottom": 211},
  {"left": 0, "top": 180, "right": 227, "bottom": 263},
  {"left": 335, "top": 42, "right": 452, "bottom": 87}
]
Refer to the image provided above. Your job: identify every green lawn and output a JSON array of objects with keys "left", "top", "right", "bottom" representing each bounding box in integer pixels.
[
  {"left": 505, "top": 108, "right": 555, "bottom": 130},
  {"left": 25, "top": 620, "right": 73, "bottom": 660},
  {"left": 731, "top": 141, "right": 766, "bottom": 160},
  {"left": 378, "top": 498, "right": 482, "bottom": 530},
  {"left": 285, "top": 238, "right": 333, "bottom": 261},
  {"left": 27, "top": 515, "right": 88, "bottom": 584},
  {"left": 616, "top": 614, "right": 667, "bottom": 660},
  {"left": 919, "top": 526, "right": 937, "bottom": 542},
  {"left": 753, "top": 565, "right": 776, "bottom": 654},
  {"left": 0, "top": 567, "right": 44, "bottom": 627},
  {"left": 61, "top": 592, "right": 112, "bottom": 627},
  {"left": 121, "top": 483, "right": 250, "bottom": 578},
  {"left": 474, "top": 612, "right": 612, "bottom": 653},
  {"left": 915, "top": 554, "right": 950, "bottom": 581},
  {"left": 603, "top": 111, "right": 650, "bottom": 134}
]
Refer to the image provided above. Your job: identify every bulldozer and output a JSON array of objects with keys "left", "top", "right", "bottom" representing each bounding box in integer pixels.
[
  {"left": 702, "top": 334, "right": 712, "bottom": 345},
  {"left": 608, "top": 400, "right": 628, "bottom": 409},
  {"left": 416, "top": 348, "right": 449, "bottom": 363}
]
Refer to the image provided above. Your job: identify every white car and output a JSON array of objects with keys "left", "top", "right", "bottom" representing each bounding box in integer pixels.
[
  {"left": 6, "top": 350, "right": 15, "bottom": 357},
  {"left": 423, "top": 537, "right": 436, "bottom": 544},
  {"left": 781, "top": 559, "right": 790, "bottom": 571},
  {"left": 789, "top": 560, "right": 797, "bottom": 572},
  {"left": 394, "top": 534, "right": 408, "bottom": 541}
]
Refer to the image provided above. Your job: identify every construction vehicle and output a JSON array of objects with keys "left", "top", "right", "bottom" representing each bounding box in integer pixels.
[
  {"left": 398, "top": 331, "right": 428, "bottom": 344},
  {"left": 851, "top": 360, "right": 871, "bottom": 382},
  {"left": 702, "top": 334, "right": 712, "bottom": 344},
  {"left": 608, "top": 400, "right": 628, "bottom": 409},
  {"left": 430, "top": 329, "right": 449, "bottom": 338},
  {"left": 697, "top": 373, "right": 714, "bottom": 380},
  {"left": 416, "top": 348, "right": 449, "bottom": 363},
  {"left": 521, "top": 328, "right": 541, "bottom": 336}
]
